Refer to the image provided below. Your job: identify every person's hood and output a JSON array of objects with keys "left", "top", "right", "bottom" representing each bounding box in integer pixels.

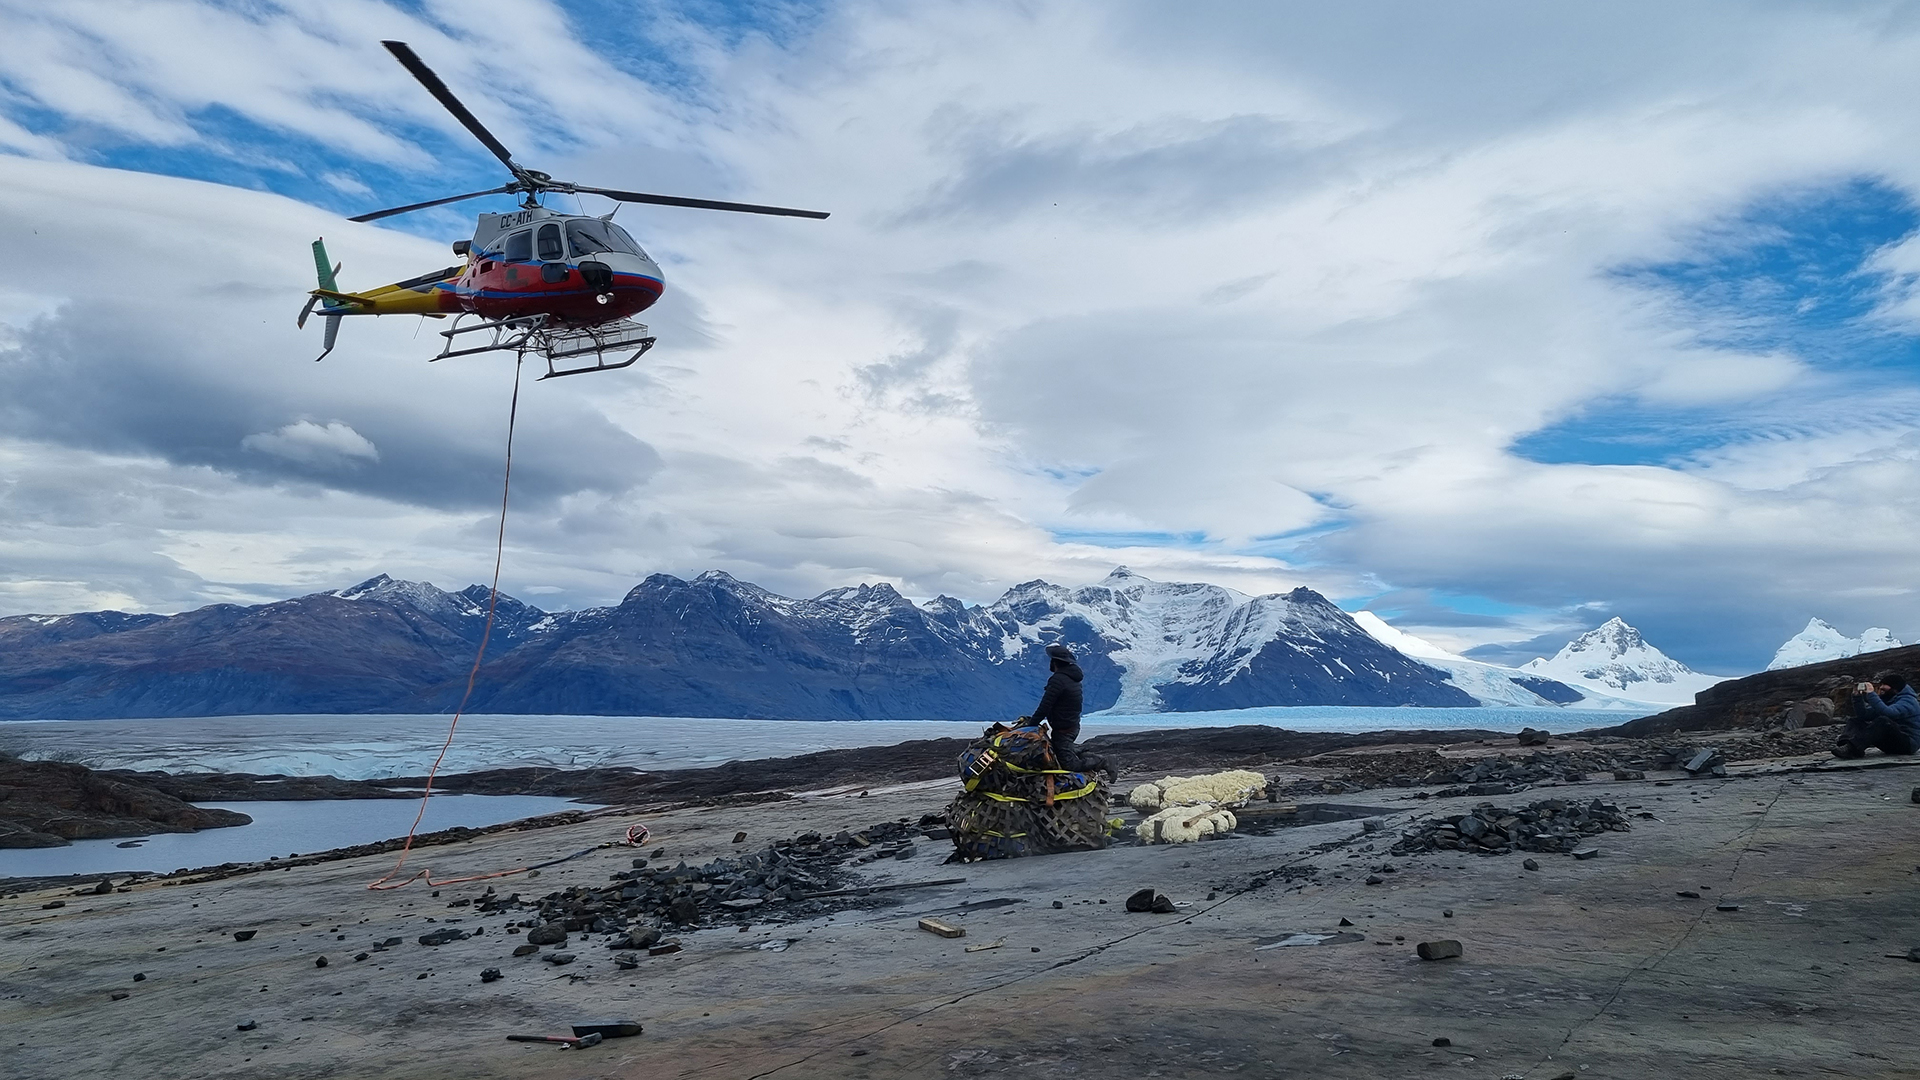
[
  {"left": 1059, "top": 661, "right": 1083, "bottom": 683},
  {"left": 1892, "top": 684, "right": 1918, "bottom": 705}
]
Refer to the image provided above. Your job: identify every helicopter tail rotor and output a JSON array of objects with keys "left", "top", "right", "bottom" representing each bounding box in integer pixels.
[{"left": 301, "top": 238, "right": 353, "bottom": 360}]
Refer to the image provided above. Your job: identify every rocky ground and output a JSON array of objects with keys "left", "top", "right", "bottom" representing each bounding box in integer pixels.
[{"left": 3, "top": 722, "right": 1918, "bottom": 1079}]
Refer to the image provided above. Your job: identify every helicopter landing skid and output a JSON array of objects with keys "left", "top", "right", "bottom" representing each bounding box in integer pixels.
[{"left": 433, "top": 314, "right": 656, "bottom": 379}]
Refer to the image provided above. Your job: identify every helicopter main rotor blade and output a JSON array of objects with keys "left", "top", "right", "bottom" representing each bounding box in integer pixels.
[
  {"left": 348, "top": 184, "right": 519, "bottom": 223},
  {"left": 572, "top": 185, "right": 829, "bottom": 220},
  {"left": 381, "top": 40, "right": 523, "bottom": 177}
]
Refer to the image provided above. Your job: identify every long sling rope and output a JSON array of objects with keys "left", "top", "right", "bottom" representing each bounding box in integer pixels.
[{"left": 367, "top": 357, "right": 534, "bottom": 891}]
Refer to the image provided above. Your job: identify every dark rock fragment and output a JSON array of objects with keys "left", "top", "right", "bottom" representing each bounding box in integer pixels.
[
  {"left": 232, "top": 930, "right": 256, "bottom": 941},
  {"left": 525, "top": 923, "right": 567, "bottom": 946},
  {"left": 418, "top": 927, "right": 471, "bottom": 946},
  {"left": 314, "top": 956, "right": 328, "bottom": 968},
  {"left": 1432, "top": 1037, "right": 1450, "bottom": 1047},
  {"left": 237, "top": 1020, "right": 257, "bottom": 1031},
  {"left": 1683, "top": 749, "right": 1725, "bottom": 775},
  {"left": 1523, "top": 859, "right": 1540, "bottom": 871},
  {"left": 41, "top": 900, "right": 65, "bottom": 910},
  {"left": 480, "top": 967, "right": 501, "bottom": 982},
  {"left": 542, "top": 952, "right": 575, "bottom": 966},
  {"left": 611, "top": 927, "right": 662, "bottom": 950},
  {"left": 512, "top": 944, "right": 539, "bottom": 957},
  {"left": 1124, "top": 888, "right": 1158, "bottom": 912},
  {"left": 1415, "top": 939, "right": 1463, "bottom": 961}
]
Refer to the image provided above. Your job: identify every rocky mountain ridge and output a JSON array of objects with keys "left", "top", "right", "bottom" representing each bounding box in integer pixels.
[{"left": 0, "top": 568, "right": 1481, "bottom": 720}]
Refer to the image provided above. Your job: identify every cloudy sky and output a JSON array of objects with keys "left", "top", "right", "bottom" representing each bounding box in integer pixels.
[{"left": 4, "top": 1, "right": 1920, "bottom": 672}]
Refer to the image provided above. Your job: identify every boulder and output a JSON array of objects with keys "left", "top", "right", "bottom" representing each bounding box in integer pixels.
[{"left": 524, "top": 923, "right": 568, "bottom": 946}]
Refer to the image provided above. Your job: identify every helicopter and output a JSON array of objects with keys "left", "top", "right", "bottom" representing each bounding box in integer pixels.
[{"left": 297, "top": 40, "right": 828, "bottom": 378}]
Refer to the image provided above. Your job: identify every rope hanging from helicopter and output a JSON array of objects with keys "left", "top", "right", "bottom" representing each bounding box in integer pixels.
[{"left": 279, "top": 37, "right": 825, "bottom": 888}]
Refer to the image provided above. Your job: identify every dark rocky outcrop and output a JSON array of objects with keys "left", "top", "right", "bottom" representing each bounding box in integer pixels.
[
  {"left": 1590, "top": 644, "right": 1920, "bottom": 737},
  {"left": 0, "top": 751, "right": 251, "bottom": 848}
]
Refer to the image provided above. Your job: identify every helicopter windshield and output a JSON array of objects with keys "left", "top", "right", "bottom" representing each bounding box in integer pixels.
[{"left": 567, "top": 219, "right": 647, "bottom": 260}]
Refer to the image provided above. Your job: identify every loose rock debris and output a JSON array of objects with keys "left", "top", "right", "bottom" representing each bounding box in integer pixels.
[
  {"left": 1391, "top": 798, "right": 1631, "bottom": 857},
  {"left": 464, "top": 817, "right": 940, "bottom": 945}
]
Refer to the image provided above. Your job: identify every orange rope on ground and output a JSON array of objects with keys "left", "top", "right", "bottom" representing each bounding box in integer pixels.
[{"left": 368, "top": 356, "right": 529, "bottom": 891}]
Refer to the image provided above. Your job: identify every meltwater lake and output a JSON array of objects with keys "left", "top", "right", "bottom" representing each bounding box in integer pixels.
[
  {"left": 0, "top": 706, "right": 1643, "bottom": 878},
  {"left": 0, "top": 706, "right": 1636, "bottom": 779}
]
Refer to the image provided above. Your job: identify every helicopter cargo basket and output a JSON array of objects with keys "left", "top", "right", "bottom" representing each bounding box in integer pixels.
[{"left": 433, "top": 314, "right": 656, "bottom": 379}]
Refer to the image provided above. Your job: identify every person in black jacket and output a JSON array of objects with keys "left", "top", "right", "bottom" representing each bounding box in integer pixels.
[{"left": 1030, "top": 643, "right": 1111, "bottom": 777}]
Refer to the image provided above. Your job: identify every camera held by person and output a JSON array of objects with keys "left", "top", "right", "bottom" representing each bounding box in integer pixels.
[{"left": 1835, "top": 672, "right": 1920, "bottom": 759}]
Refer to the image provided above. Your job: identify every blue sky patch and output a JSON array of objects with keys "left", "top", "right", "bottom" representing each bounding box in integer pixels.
[
  {"left": 1515, "top": 177, "right": 1920, "bottom": 467},
  {"left": 1050, "top": 528, "right": 1212, "bottom": 549}
]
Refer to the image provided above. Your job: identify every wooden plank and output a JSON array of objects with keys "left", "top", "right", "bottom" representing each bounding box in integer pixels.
[{"left": 917, "top": 917, "right": 966, "bottom": 939}]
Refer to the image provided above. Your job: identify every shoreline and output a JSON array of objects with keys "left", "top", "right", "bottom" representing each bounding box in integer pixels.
[{"left": 3, "top": 718, "right": 1847, "bottom": 882}]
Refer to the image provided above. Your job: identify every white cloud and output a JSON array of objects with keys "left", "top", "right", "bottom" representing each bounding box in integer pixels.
[{"left": 242, "top": 420, "right": 379, "bottom": 467}]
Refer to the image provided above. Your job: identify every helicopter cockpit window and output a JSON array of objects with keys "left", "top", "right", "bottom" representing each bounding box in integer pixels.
[
  {"left": 567, "top": 218, "right": 647, "bottom": 259},
  {"left": 503, "top": 229, "right": 532, "bottom": 263},
  {"left": 536, "top": 223, "right": 564, "bottom": 261}
]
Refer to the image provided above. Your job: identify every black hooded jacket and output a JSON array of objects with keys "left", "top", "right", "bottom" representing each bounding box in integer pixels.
[{"left": 1031, "top": 660, "right": 1085, "bottom": 746}]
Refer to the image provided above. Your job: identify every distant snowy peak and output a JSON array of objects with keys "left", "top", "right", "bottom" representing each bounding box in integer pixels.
[
  {"left": 1522, "top": 617, "right": 1722, "bottom": 706},
  {"left": 1766, "top": 618, "right": 1903, "bottom": 671},
  {"left": 332, "top": 574, "right": 476, "bottom": 614},
  {"left": 328, "top": 574, "right": 550, "bottom": 639}
]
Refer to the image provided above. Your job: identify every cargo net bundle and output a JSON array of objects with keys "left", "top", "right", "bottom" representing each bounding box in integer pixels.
[{"left": 944, "top": 722, "right": 1111, "bottom": 861}]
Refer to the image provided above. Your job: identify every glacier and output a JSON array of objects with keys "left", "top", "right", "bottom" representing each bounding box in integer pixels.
[{"left": 1352, "top": 612, "right": 1646, "bottom": 710}]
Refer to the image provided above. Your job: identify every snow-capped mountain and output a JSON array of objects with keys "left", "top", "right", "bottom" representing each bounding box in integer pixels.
[
  {"left": 1766, "top": 619, "right": 1902, "bottom": 671},
  {"left": 1521, "top": 618, "right": 1723, "bottom": 706},
  {"left": 983, "top": 568, "right": 1473, "bottom": 713},
  {"left": 0, "top": 567, "right": 1473, "bottom": 720},
  {"left": 1351, "top": 612, "right": 1592, "bottom": 708}
]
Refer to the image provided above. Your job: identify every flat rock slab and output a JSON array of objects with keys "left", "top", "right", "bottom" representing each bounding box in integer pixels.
[{"left": 4, "top": 763, "right": 1920, "bottom": 1079}]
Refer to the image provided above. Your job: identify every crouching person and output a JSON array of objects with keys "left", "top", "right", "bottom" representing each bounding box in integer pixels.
[
  {"left": 1836, "top": 671, "right": 1920, "bottom": 759},
  {"left": 1031, "top": 643, "right": 1114, "bottom": 779}
]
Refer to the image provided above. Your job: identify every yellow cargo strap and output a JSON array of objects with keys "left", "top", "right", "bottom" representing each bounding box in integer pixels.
[{"left": 978, "top": 779, "right": 1099, "bottom": 804}]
